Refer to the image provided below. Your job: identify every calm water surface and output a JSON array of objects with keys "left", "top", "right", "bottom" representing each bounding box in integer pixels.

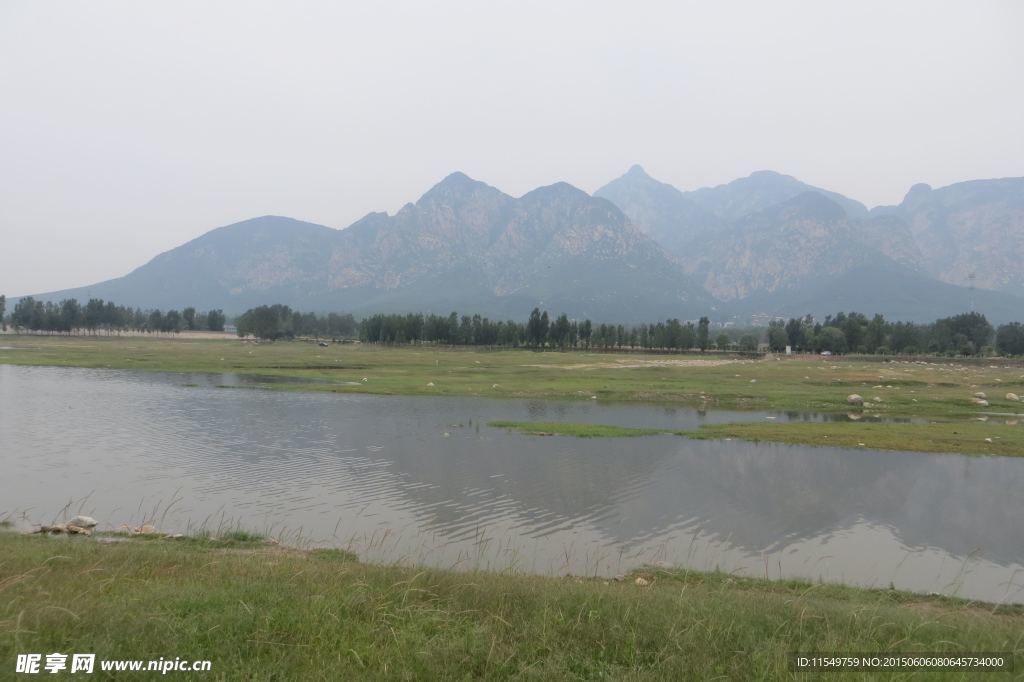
[{"left": 1, "top": 364, "right": 1021, "bottom": 603}]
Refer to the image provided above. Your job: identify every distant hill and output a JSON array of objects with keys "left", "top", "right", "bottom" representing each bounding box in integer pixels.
[
  {"left": 731, "top": 259, "right": 1024, "bottom": 323},
  {"left": 683, "top": 169, "right": 870, "bottom": 222},
  {"left": 597, "top": 167, "right": 1024, "bottom": 322},
  {"left": 30, "top": 173, "right": 711, "bottom": 322},
  {"left": 22, "top": 168, "right": 1024, "bottom": 324},
  {"left": 872, "top": 178, "right": 1024, "bottom": 296},
  {"left": 594, "top": 165, "right": 722, "bottom": 258}
]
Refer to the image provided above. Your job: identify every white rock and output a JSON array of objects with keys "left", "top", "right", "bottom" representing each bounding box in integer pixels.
[
  {"left": 1006, "top": 393, "right": 1020, "bottom": 401},
  {"left": 68, "top": 515, "right": 98, "bottom": 529},
  {"left": 847, "top": 394, "right": 864, "bottom": 406},
  {"left": 634, "top": 576, "right": 651, "bottom": 586},
  {"left": 974, "top": 391, "right": 987, "bottom": 399}
]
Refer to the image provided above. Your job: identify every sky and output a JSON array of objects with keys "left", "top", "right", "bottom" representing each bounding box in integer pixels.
[{"left": 1, "top": 1, "right": 1022, "bottom": 296}]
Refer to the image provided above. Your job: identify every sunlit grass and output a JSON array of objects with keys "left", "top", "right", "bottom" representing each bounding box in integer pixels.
[{"left": 0, "top": 532, "right": 1019, "bottom": 680}]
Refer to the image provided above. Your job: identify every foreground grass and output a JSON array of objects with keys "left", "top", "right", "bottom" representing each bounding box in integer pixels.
[
  {"left": 690, "top": 421, "right": 1024, "bottom": 457},
  {"left": 1, "top": 534, "right": 1020, "bottom": 680}
]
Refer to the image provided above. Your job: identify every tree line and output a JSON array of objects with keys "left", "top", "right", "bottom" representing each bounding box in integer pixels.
[
  {"left": 5, "top": 292, "right": 1024, "bottom": 357},
  {"left": 355, "top": 309, "right": 718, "bottom": 351},
  {"left": 1, "top": 296, "right": 225, "bottom": 334},
  {"left": 234, "top": 304, "right": 357, "bottom": 340},
  {"left": 769, "top": 311, "right": 1022, "bottom": 356}
]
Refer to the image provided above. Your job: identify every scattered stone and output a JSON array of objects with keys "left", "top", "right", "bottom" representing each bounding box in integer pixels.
[
  {"left": 634, "top": 576, "right": 651, "bottom": 587},
  {"left": 135, "top": 524, "right": 160, "bottom": 535},
  {"left": 69, "top": 515, "right": 98, "bottom": 529},
  {"left": 847, "top": 413, "right": 862, "bottom": 421},
  {"left": 873, "top": 396, "right": 883, "bottom": 403},
  {"left": 984, "top": 437, "right": 993, "bottom": 443},
  {"left": 973, "top": 398, "right": 990, "bottom": 407},
  {"left": 847, "top": 394, "right": 864, "bottom": 406},
  {"left": 32, "top": 522, "right": 92, "bottom": 536},
  {"left": 1007, "top": 393, "right": 1020, "bottom": 401},
  {"left": 974, "top": 391, "right": 988, "bottom": 399},
  {"left": 426, "top": 382, "right": 435, "bottom": 387}
]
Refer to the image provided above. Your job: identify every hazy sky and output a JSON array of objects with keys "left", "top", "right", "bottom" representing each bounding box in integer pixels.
[{"left": 1, "top": 1, "right": 1022, "bottom": 295}]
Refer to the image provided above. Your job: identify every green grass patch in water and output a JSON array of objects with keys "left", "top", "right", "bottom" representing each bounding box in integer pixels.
[{"left": 488, "top": 420, "right": 680, "bottom": 438}]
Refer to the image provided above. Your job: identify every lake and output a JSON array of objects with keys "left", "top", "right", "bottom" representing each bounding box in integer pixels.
[{"left": 1, "top": 364, "right": 1021, "bottom": 603}]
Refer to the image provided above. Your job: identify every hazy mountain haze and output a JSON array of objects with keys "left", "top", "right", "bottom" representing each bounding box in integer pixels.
[{"left": 1, "top": 0, "right": 1022, "bottom": 295}]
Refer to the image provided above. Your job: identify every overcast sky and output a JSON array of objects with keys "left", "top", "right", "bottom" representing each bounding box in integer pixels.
[{"left": 1, "top": 1, "right": 1021, "bottom": 295}]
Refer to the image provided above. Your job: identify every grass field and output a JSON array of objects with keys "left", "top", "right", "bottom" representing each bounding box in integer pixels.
[
  {"left": 1, "top": 335, "right": 1023, "bottom": 455},
  {"left": 1, "top": 532, "right": 1020, "bottom": 680}
]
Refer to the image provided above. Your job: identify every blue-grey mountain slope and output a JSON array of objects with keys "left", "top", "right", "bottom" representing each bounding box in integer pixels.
[
  {"left": 871, "top": 178, "right": 1024, "bottom": 296},
  {"left": 30, "top": 173, "right": 712, "bottom": 322}
]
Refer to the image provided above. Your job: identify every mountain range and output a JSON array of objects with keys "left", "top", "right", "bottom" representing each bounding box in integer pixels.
[{"left": 22, "top": 167, "right": 1024, "bottom": 323}]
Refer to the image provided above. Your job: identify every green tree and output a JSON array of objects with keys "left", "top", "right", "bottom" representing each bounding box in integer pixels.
[
  {"left": 738, "top": 334, "right": 758, "bottom": 352},
  {"left": 697, "top": 317, "right": 710, "bottom": 351},
  {"left": 784, "top": 317, "right": 808, "bottom": 350},
  {"left": 996, "top": 323, "right": 1024, "bottom": 356},
  {"left": 715, "top": 332, "right": 731, "bottom": 350},
  {"left": 182, "top": 307, "right": 197, "bottom": 330},
  {"left": 59, "top": 299, "right": 82, "bottom": 333},
  {"left": 0, "top": 294, "right": 5, "bottom": 330},
  {"left": 767, "top": 321, "right": 788, "bottom": 352},
  {"left": 206, "top": 309, "right": 226, "bottom": 332},
  {"left": 579, "top": 319, "right": 592, "bottom": 349},
  {"left": 815, "top": 327, "right": 848, "bottom": 354}
]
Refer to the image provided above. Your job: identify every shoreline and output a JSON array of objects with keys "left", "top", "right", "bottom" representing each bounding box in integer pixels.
[{"left": 3, "top": 335, "right": 1023, "bottom": 456}]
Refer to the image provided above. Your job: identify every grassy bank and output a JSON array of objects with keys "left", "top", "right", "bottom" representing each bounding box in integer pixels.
[
  {"left": 2, "top": 335, "right": 1024, "bottom": 455},
  {"left": 689, "top": 420, "right": 1024, "bottom": 457},
  {"left": 2, "top": 335, "right": 1022, "bottom": 415},
  {"left": 1, "top": 533, "right": 1020, "bottom": 680},
  {"left": 488, "top": 420, "right": 679, "bottom": 438},
  {"left": 487, "top": 418, "right": 1024, "bottom": 456}
]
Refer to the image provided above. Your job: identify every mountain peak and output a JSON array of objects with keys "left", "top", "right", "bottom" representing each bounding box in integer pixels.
[
  {"left": 521, "top": 181, "right": 591, "bottom": 203},
  {"left": 902, "top": 182, "right": 933, "bottom": 207},
  {"left": 625, "top": 164, "right": 650, "bottom": 178},
  {"left": 417, "top": 171, "right": 505, "bottom": 205},
  {"left": 781, "top": 191, "right": 847, "bottom": 221}
]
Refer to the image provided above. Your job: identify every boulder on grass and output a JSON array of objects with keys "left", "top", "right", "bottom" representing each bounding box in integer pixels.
[
  {"left": 847, "top": 394, "right": 864, "bottom": 407},
  {"left": 68, "top": 515, "right": 98, "bottom": 529}
]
